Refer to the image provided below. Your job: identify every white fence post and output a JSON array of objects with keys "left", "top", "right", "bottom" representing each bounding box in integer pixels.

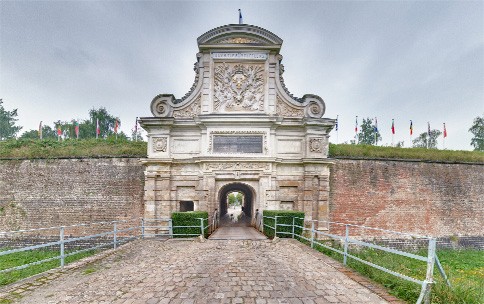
[
  {"left": 199, "top": 218, "right": 204, "bottom": 236},
  {"left": 169, "top": 219, "right": 173, "bottom": 238},
  {"left": 60, "top": 226, "right": 65, "bottom": 268},
  {"left": 311, "top": 221, "right": 315, "bottom": 248},
  {"left": 343, "top": 224, "right": 349, "bottom": 265},
  {"left": 141, "top": 218, "right": 145, "bottom": 239},
  {"left": 418, "top": 238, "right": 436, "bottom": 304},
  {"left": 274, "top": 216, "right": 278, "bottom": 237},
  {"left": 113, "top": 222, "right": 117, "bottom": 250}
]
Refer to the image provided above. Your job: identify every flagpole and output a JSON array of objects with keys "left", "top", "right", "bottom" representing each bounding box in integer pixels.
[{"left": 336, "top": 115, "right": 339, "bottom": 144}]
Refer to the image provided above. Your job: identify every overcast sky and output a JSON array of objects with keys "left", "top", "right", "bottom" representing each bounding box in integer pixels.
[{"left": 1, "top": 1, "right": 483, "bottom": 150}]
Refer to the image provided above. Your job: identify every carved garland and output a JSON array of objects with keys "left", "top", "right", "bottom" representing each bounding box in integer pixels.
[
  {"left": 208, "top": 130, "right": 268, "bottom": 154},
  {"left": 276, "top": 97, "right": 304, "bottom": 117},
  {"left": 173, "top": 97, "right": 201, "bottom": 118}
]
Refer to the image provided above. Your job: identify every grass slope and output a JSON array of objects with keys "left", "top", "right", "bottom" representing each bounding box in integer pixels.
[
  {"left": 329, "top": 144, "right": 484, "bottom": 163},
  {"left": 312, "top": 242, "right": 483, "bottom": 304},
  {"left": 0, "top": 139, "right": 147, "bottom": 159}
]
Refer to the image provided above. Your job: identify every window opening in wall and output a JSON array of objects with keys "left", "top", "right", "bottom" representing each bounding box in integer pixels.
[{"left": 179, "top": 201, "right": 194, "bottom": 212}]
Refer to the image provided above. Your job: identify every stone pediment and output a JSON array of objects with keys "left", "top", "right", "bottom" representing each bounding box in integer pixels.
[
  {"left": 147, "top": 24, "right": 329, "bottom": 120},
  {"left": 197, "top": 24, "right": 283, "bottom": 48}
]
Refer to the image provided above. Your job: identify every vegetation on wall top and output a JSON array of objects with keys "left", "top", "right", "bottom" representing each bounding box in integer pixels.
[
  {"left": 329, "top": 144, "right": 484, "bottom": 163},
  {"left": 0, "top": 138, "right": 147, "bottom": 159}
]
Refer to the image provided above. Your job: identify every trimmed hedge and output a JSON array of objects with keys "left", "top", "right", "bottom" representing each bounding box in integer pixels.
[
  {"left": 171, "top": 211, "right": 209, "bottom": 238},
  {"left": 262, "top": 210, "right": 305, "bottom": 239}
]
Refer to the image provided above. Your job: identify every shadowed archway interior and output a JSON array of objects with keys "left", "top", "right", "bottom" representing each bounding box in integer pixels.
[{"left": 218, "top": 183, "right": 255, "bottom": 219}]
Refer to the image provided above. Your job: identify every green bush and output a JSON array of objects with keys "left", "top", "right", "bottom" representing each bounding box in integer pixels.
[
  {"left": 171, "top": 211, "right": 208, "bottom": 238},
  {"left": 262, "top": 210, "right": 305, "bottom": 239}
]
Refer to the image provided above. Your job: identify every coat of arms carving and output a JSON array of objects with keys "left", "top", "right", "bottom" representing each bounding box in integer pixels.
[{"left": 214, "top": 63, "right": 264, "bottom": 112}]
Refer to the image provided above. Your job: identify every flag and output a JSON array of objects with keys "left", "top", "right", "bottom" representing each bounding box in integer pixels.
[
  {"left": 443, "top": 123, "right": 447, "bottom": 138},
  {"left": 428, "top": 122, "right": 431, "bottom": 136},
  {"left": 134, "top": 117, "right": 138, "bottom": 133},
  {"left": 74, "top": 121, "right": 79, "bottom": 139},
  {"left": 96, "top": 118, "right": 100, "bottom": 139},
  {"left": 114, "top": 119, "right": 119, "bottom": 134},
  {"left": 38, "top": 121, "right": 42, "bottom": 140},
  {"left": 335, "top": 115, "right": 338, "bottom": 131},
  {"left": 374, "top": 117, "right": 378, "bottom": 133},
  {"left": 391, "top": 119, "right": 395, "bottom": 135},
  {"left": 355, "top": 116, "right": 358, "bottom": 133},
  {"left": 238, "top": 9, "right": 243, "bottom": 24},
  {"left": 410, "top": 120, "right": 413, "bottom": 136},
  {"left": 57, "top": 125, "right": 62, "bottom": 136}
]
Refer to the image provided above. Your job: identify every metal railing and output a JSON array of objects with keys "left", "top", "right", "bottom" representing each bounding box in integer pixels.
[
  {"left": 1, "top": 215, "right": 220, "bottom": 277},
  {"left": 264, "top": 215, "right": 450, "bottom": 304},
  {"left": 0, "top": 219, "right": 140, "bottom": 274}
]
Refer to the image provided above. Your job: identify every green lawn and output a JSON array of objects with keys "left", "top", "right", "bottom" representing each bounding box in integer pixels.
[
  {"left": 329, "top": 144, "right": 484, "bottom": 163},
  {"left": 0, "top": 249, "right": 95, "bottom": 286},
  {"left": 311, "top": 241, "right": 483, "bottom": 304},
  {"left": 0, "top": 138, "right": 147, "bottom": 159}
]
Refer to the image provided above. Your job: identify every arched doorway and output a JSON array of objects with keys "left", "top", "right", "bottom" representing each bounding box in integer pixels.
[{"left": 218, "top": 182, "right": 255, "bottom": 227}]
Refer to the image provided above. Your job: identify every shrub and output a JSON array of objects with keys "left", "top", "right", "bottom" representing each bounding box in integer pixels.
[
  {"left": 171, "top": 211, "right": 208, "bottom": 238},
  {"left": 262, "top": 210, "right": 304, "bottom": 239}
]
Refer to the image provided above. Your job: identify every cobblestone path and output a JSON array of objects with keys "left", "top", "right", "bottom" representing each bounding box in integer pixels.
[{"left": 14, "top": 239, "right": 393, "bottom": 304}]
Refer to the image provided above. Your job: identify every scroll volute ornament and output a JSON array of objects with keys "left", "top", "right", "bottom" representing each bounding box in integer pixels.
[
  {"left": 150, "top": 94, "right": 174, "bottom": 117},
  {"left": 303, "top": 94, "right": 326, "bottom": 118}
]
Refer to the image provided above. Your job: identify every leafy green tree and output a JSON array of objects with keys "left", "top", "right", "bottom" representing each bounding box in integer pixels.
[
  {"left": 412, "top": 129, "right": 442, "bottom": 149},
  {"left": 19, "top": 125, "right": 57, "bottom": 139},
  {"left": 469, "top": 114, "right": 484, "bottom": 151},
  {"left": 228, "top": 192, "right": 243, "bottom": 207},
  {"left": 0, "top": 99, "right": 22, "bottom": 140},
  {"left": 357, "top": 117, "right": 381, "bottom": 145},
  {"left": 80, "top": 107, "right": 120, "bottom": 139}
]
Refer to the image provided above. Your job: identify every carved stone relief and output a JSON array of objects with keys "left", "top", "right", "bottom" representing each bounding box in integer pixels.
[
  {"left": 152, "top": 137, "right": 168, "bottom": 152},
  {"left": 276, "top": 97, "right": 304, "bottom": 117},
  {"left": 213, "top": 63, "right": 264, "bottom": 112},
  {"left": 173, "top": 98, "right": 201, "bottom": 118},
  {"left": 309, "top": 138, "right": 323, "bottom": 153},
  {"left": 215, "top": 37, "right": 260, "bottom": 44},
  {"left": 204, "top": 162, "right": 270, "bottom": 171}
]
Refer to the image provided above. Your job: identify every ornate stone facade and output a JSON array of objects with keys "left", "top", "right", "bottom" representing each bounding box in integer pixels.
[{"left": 139, "top": 24, "right": 335, "bottom": 224}]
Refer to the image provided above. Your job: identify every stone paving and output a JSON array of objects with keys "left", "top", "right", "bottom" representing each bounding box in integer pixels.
[{"left": 9, "top": 239, "right": 395, "bottom": 303}]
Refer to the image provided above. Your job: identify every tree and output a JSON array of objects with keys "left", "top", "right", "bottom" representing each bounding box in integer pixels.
[
  {"left": 469, "top": 114, "right": 484, "bottom": 151},
  {"left": 85, "top": 107, "right": 120, "bottom": 139},
  {"left": 412, "top": 129, "right": 442, "bottom": 149},
  {"left": 357, "top": 117, "right": 381, "bottom": 145},
  {"left": 19, "top": 125, "right": 57, "bottom": 139},
  {"left": 0, "top": 99, "right": 22, "bottom": 140}
]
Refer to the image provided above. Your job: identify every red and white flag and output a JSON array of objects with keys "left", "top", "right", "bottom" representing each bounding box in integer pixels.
[
  {"left": 96, "top": 118, "right": 100, "bottom": 139},
  {"left": 443, "top": 123, "right": 447, "bottom": 138},
  {"left": 114, "top": 119, "right": 119, "bottom": 134}
]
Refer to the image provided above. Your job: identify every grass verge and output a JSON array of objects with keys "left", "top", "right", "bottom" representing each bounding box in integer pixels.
[
  {"left": 309, "top": 240, "right": 483, "bottom": 304},
  {"left": 0, "top": 138, "right": 147, "bottom": 159},
  {"left": 329, "top": 144, "right": 484, "bottom": 163},
  {"left": 0, "top": 249, "right": 95, "bottom": 286}
]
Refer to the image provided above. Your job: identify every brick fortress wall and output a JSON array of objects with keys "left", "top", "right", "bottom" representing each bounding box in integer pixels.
[
  {"left": 0, "top": 158, "right": 482, "bottom": 247},
  {"left": 329, "top": 159, "right": 484, "bottom": 248},
  {"left": 0, "top": 158, "right": 144, "bottom": 231}
]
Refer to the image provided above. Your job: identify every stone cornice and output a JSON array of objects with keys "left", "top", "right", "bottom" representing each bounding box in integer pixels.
[{"left": 197, "top": 24, "right": 283, "bottom": 47}]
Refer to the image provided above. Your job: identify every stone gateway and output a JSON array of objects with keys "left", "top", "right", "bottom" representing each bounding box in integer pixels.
[{"left": 139, "top": 24, "right": 335, "bottom": 224}]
